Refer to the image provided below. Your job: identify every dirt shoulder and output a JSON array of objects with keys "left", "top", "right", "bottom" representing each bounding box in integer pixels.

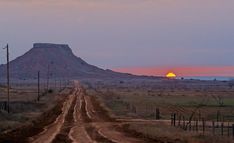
[{"left": 0, "top": 92, "right": 69, "bottom": 143}]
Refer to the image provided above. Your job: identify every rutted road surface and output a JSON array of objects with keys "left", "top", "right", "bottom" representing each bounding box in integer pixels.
[{"left": 29, "top": 82, "right": 144, "bottom": 143}]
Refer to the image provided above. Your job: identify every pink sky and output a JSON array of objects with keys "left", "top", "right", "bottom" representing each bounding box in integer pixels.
[
  {"left": 113, "top": 66, "right": 234, "bottom": 77},
  {"left": 0, "top": 0, "right": 234, "bottom": 72}
]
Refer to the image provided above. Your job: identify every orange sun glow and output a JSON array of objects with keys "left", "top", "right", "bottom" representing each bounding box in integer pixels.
[{"left": 166, "top": 72, "right": 176, "bottom": 78}]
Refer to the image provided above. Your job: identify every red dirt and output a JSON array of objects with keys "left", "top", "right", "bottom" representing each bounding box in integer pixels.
[
  {"left": 0, "top": 96, "right": 66, "bottom": 143},
  {"left": 0, "top": 81, "right": 180, "bottom": 143}
]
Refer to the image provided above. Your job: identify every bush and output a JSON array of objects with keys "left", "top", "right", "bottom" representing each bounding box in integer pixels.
[{"left": 48, "top": 89, "right": 53, "bottom": 93}]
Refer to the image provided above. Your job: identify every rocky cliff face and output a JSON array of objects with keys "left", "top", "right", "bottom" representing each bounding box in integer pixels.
[{"left": 0, "top": 43, "right": 131, "bottom": 80}]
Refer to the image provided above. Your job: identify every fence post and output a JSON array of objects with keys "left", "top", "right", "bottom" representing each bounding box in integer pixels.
[
  {"left": 178, "top": 115, "right": 181, "bottom": 127},
  {"left": 54, "top": 79, "right": 57, "bottom": 90},
  {"left": 217, "top": 110, "right": 220, "bottom": 122},
  {"left": 202, "top": 118, "right": 205, "bottom": 135},
  {"left": 227, "top": 122, "right": 230, "bottom": 137},
  {"left": 198, "top": 110, "right": 201, "bottom": 121},
  {"left": 4, "top": 101, "right": 7, "bottom": 111},
  {"left": 189, "top": 122, "right": 191, "bottom": 131},
  {"left": 171, "top": 113, "right": 173, "bottom": 126},
  {"left": 155, "top": 108, "right": 160, "bottom": 120},
  {"left": 196, "top": 119, "right": 198, "bottom": 132},
  {"left": 132, "top": 105, "right": 135, "bottom": 113},
  {"left": 37, "top": 71, "right": 40, "bottom": 101},
  {"left": 0, "top": 102, "right": 2, "bottom": 110},
  {"left": 134, "top": 106, "right": 137, "bottom": 114},
  {"left": 232, "top": 124, "right": 234, "bottom": 138},
  {"left": 183, "top": 116, "right": 185, "bottom": 130},
  {"left": 193, "top": 120, "right": 196, "bottom": 131},
  {"left": 212, "top": 121, "right": 215, "bottom": 135},
  {"left": 173, "top": 113, "right": 176, "bottom": 126},
  {"left": 221, "top": 122, "right": 224, "bottom": 136}
]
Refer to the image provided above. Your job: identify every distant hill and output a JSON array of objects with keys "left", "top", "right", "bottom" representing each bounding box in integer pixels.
[{"left": 0, "top": 43, "right": 133, "bottom": 80}]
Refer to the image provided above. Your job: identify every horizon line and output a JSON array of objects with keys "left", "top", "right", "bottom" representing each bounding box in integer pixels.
[{"left": 113, "top": 66, "right": 234, "bottom": 77}]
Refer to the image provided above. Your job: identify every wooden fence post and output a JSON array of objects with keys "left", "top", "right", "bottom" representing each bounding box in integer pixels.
[
  {"left": 232, "top": 124, "right": 234, "bottom": 138},
  {"left": 221, "top": 122, "right": 224, "bottom": 136},
  {"left": 132, "top": 105, "right": 135, "bottom": 113},
  {"left": 196, "top": 119, "right": 198, "bottom": 132},
  {"left": 212, "top": 121, "right": 215, "bottom": 135},
  {"left": 202, "top": 118, "right": 205, "bottom": 135},
  {"left": 126, "top": 102, "right": 129, "bottom": 110},
  {"left": 217, "top": 110, "right": 220, "bottom": 122},
  {"left": 178, "top": 115, "right": 181, "bottom": 127},
  {"left": 189, "top": 121, "right": 192, "bottom": 131},
  {"left": 171, "top": 113, "right": 173, "bottom": 126},
  {"left": 173, "top": 113, "right": 176, "bottom": 126},
  {"left": 227, "top": 122, "right": 230, "bottom": 137},
  {"left": 193, "top": 120, "right": 196, "bottom": 131},
  {"left": 37, "top": 71, "right": 40, "bottom": 101},
  {"left": 4, "top": 101, "right": 7, "bottom": 111},
  {"left": 189, "top": 122, "right": 191, "bottom": 131},
  {"left": 198, "top": 110, "right": 201, "bottom": 121},
  {"left": 183, "top": 116, "right": 185, "bottom": 130},
  {"left": 155, "top": 108, "right": 160, "bottom": 120}
]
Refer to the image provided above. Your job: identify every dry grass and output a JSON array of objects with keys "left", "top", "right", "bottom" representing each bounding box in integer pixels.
[
  {"left": 84, "top": 78, "right": 234, "bottom": 121},
  {"left": 0, "top": 82, "right": 73, "bottom": 133},
  {"left": 125, "top": 122, "right": 234, "bottom": 143},
  {"left": 82, "top": 78, "right": 234, "bottom": 143}
]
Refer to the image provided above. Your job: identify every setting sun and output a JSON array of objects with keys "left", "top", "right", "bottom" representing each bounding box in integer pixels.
[{"left": 166, "top": 72, "right": 176, "bottom": 78}]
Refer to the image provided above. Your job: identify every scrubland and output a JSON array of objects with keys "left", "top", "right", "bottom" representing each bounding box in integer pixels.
[
  {"left": 0, "top": 80, "right": 72, "bottom": 133},
  {"left": 82, "top": 78, "right": 234, "bottom": 143}
]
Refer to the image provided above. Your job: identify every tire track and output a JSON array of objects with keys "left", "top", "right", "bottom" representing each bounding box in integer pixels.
[
  {"left": 30, "top": 88, "right": 77, "bottom": 143},
  {"left": 81, "top": 95, "right": 92, "bottom": 123},
  {"left": 52, "top": 89, "right": 78, "bottom": 143},
  {"left": 32, "top": 83, "right": 154, "bottom": 143},
  {"left": 79, "top": 92, "right": 117, "bottom": 143},
  {"left": 69, "top": 87, "right": 94, "bottom": 143}
]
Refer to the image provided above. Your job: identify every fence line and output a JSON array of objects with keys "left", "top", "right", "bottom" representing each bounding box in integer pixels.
[{"left": 171, "top": 112, "right": 234, "bottom": 138}]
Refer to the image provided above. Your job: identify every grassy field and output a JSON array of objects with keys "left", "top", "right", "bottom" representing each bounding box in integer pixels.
[
  {"left": 82, "top": 78, "right": 234, "bottom": 142},
  {"left": 84, "top": 78, "right": 234, "bottom": 120},
  {"left": 0, "top": 80, "right": 72, "bottom": 132}
]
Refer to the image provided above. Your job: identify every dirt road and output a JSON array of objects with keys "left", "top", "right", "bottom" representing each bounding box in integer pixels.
[
  {"left": 28, "top": 82, "right": 145, "bottom": 143},
  {"left": 2, "top": 82, "right": 227, "bottom": 143}
]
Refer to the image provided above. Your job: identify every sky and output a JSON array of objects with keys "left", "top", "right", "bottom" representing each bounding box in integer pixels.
[{"left": 0, "top": 0, "right": 234, "bottom": 77}]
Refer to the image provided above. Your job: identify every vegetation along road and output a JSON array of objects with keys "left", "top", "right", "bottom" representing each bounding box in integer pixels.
[{"left": 27, "top": 81, "right": 149, "bottom": 143}]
